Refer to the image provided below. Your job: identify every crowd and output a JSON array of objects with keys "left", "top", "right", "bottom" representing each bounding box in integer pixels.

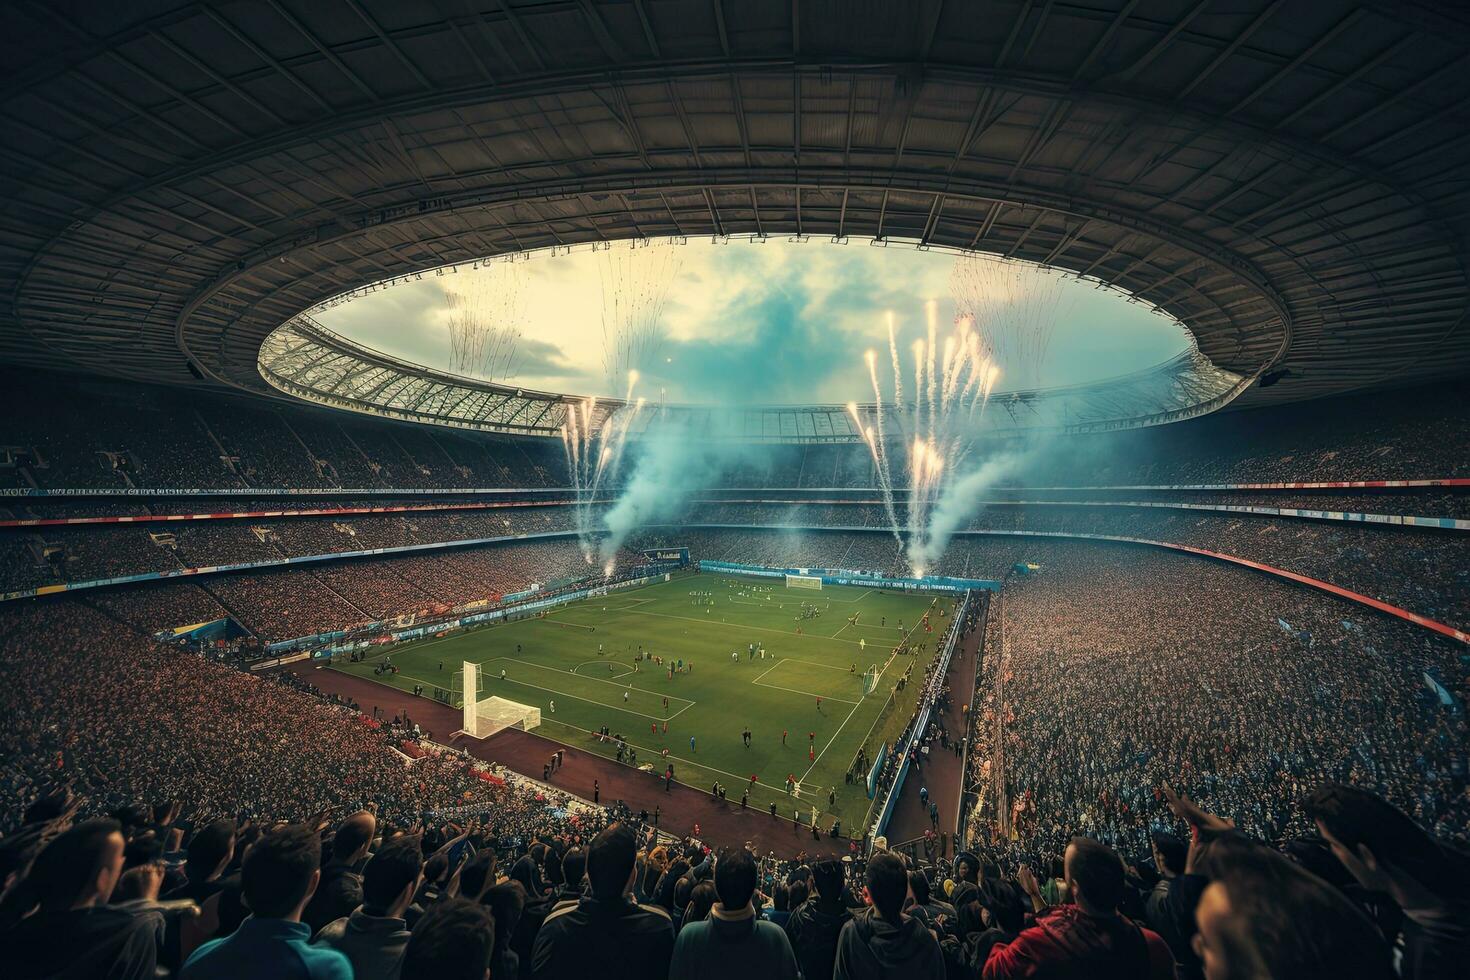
[
  {"left": 4, "top": 757, "right": 1466, "bottom": 979},
  {"left": 964, "top": 545, "right": 1469, "bottom": 870},
  {"left": 2, "top": 370, "right": 1465, "bottom": 495}
]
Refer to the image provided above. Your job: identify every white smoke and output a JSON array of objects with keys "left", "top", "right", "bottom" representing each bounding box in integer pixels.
[
  {"left": 597, "top": 416, "right": 770, "bottom": 568},
  {"left": 906, "top": 448, "right": 1032, "bottom": 575}
]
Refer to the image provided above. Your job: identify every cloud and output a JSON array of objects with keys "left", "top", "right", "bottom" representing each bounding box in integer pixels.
[{"left": 315, "top": 239, "right": 1191, "bottom": 403}]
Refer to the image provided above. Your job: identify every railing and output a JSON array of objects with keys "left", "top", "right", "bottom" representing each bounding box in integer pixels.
[{"left": 867, "top": 591, "right": 973, "bottom": 846}]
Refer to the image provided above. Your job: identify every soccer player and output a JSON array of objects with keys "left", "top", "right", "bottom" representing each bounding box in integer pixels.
[
  {"left": 816, "top": 696, "right": 823, "bottom": 712},
  {"left": 782, "top": 729, "right": 788, "bottom": 745},
  {"left": 623, "top": 691, "right": 629, "bottom": 703},
  {"left": 549, "top": 700, "right": 556, "bottom": 714},
  {"left": 500, "top": 668, "right": 507, "bottom": 681},
  {"left": 689, "top": 735, "right": 696, "bottom": 752}
]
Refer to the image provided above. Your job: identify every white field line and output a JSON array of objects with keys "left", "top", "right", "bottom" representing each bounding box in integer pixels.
[
  {"left": 752, "top": 659, "right": 787, "bottom": 684},
  {"left": 395, "top": 666, "right": 700, "bottom": 724},
  {"left": 798, "top": 697, "right": 863, "bottom": 787},
  {"left": 486, "top": 658, "right": 694, "bottom": 706},
  {"left": 624, "top": 607, "right": 868, "bottom": 645},
  {"left": 814, "top": 598, "right": 939, "bottom": 778},
  {"left": 752, "top": 679, "right": 860, "bottom": 705},
  {"left": 572, "top": 660, "right": 636, "bottom": 678},
  {"left": 524, "top": 718, "right": 815, "bottom": 809}
]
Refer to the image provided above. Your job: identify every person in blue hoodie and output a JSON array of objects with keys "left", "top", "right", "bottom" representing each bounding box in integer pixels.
[
  {"left": 182, "top": 824, "right": 351, "bottom": 980},
  {"left": 669, "top": 846, "right": 799, "bottom": 980},
  {"left": 834, "top": 852, "right": 945, "bottom": 980}
]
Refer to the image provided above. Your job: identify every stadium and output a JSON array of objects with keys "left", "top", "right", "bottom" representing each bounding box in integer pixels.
[{"left": 1, "top": 2, "right": 1467, "bottom": 978}]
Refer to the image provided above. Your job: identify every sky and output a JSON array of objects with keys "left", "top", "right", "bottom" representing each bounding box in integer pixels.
[{"left": 315, "top": 238, "right": 1192, "bottom": 405}]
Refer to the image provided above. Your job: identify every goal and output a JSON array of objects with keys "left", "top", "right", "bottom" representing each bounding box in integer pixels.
[
  {"left": 460, "top": 662, "right": 542, "bottom": 738},
  {"left": 785, "top": 573, "right": 823, "bottom": 590}
]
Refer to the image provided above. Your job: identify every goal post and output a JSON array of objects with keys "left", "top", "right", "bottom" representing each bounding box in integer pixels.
[
  {"left": 459, "top": 662, "right": 542, "bottom": 738},
  {"left": 785, "top": 573, "right": 823, "bottom": 590}
]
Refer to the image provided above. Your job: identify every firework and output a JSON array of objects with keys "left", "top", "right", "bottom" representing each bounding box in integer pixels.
[
  {"left": 560, "top": 375, "right": 648, "bottom": 568},
  {"left": 443, "top": 261, "right": 524, "bottom": 380},
  {"left": 853, "top": 305, "right": 1002, "bottom": 575},
  {"left": 949, "top": 253, "right": 1073, "bottom": 389},
  {"left": 598, "top": 240, "right": 683, "bottom": 388}
]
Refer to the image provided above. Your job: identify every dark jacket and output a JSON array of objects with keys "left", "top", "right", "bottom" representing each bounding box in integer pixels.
[
  {"left": 785, "top": 897, "right": 852, "bottom": 980},
  {"left": 313, "top": 908, "right": 411, "bottom": 980},
  {"left": 669, "top": 905, "right": 799, "bottom": 980},
  {"left": 834, "top": 907, "right": 946, "bottom": 980},
  {"left": 981, "top": 904, "right": 1173, "bottom": 980},
  {"left": 6, "top": 904, "right": 164, "bottom": 980},
  {"left": 531, "top": 893, "right": 675, "bottom": 980},
  {"left": 303, "top": 861, "right": 364, "bottom": 936}
]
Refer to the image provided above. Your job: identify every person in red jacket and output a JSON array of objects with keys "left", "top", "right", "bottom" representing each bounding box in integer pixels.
[{"left": 982, "top": 837, "right": 1173, "bottom": 980}]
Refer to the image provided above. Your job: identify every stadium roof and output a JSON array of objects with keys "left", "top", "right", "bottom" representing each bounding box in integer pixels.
[{"left": 3, "top": 0, "right": 1467, "bottom": 420}]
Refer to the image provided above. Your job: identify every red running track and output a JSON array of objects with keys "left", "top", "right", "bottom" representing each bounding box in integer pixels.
[{"left": 286, "top": 661, "right": 856, "bottom": 858}]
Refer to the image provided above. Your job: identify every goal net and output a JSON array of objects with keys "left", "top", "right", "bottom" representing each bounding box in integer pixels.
[
  {"left": 785, "top": 573, "right": 822, "bottom": 590},
  {"left": 460, "top": 662, "right": 542, "bottom": 738},
  {"left": 862, "top": 665, "right": 880, "bottom": 696}
]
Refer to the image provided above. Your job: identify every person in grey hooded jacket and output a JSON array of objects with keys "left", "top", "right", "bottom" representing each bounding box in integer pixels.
[
  {"left": 313, "top": 836, "right": 421, "bottom": 980},
  {"left": 834, "top": 852, "right": 945, "bottom": 980}
]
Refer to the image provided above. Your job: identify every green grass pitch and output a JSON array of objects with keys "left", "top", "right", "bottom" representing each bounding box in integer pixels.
[{"left": 332, "top": 572, "right": 950, "bottom": 829}]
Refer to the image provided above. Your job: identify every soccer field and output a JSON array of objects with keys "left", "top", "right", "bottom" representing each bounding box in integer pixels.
[{"left": 332, "top": 572, "right": 950, "bottom": 829}]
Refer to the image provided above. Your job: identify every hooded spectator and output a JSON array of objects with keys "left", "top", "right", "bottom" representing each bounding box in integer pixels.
[
  {"left": 314, "top": 833, "right": 422, "bottom": 980},
  {"left": 484, "top": 880, "right": 528, "bottom": 980},
  {"left": 834, "top": 851, "right": 945, "bottom": 980},
  {"left": 304, "top": 810, "right": 375, "bottom": 935},
  {"left": 786, "top": 857, "right": 852, "bottom": 980}
]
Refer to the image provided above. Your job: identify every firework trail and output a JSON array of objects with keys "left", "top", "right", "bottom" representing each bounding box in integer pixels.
[
  {"left": 560, "top": 375, "right": 647, "bottom": 568},
  {"left": 853, "top": 305, "right": 1002, "bottom": 575},
  {"left": 443, "top": 261, "right": 524, "bottom": 380}
]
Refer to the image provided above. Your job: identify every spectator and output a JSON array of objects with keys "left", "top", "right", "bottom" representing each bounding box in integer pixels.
[
  {"left": 484, "top": 881, "right": 528, "bottom": 980},
  {"left": 1192, "top": 835, "right": 1393, "bottom": 980},
  {"left": 762, "top": 879, "right": 792, "bottom": 928},
  {"left": 834, "top": 851, "right": 945, "bottom": 980},
  {"left": 1302, "top": 784, "right": 1470, "bottom": 980},
  {"left": 682, "top": 879, "right": 718, "bottom": 930},
  {"left": 400, "top": 896, "right": 497, "bottom": 980},
  {"left": 553, "top": 846, "right": 586, "bottom": 906},
  {"left": 670, "top": 846, "right": 799, "bottom": 980},
  {"left": 1143, "top": 830, "right": 1190, "bottom": 966},
  {"left": 304, "top": 809, "right": 375, "bottom": 935},
  {"left": 314, "top": 834, "right": 422, "bottom": 980},
  {"left": 982, "top": 838, "right": 1172, "bottom": 979},
  {"left": 786, "top": 858, "right": 852, "bottom": 980},
  {"left": 5, "top": 818, "right": 164, "bottom": 980},
  {"left": 182, "top": 823, "right": 351, "bottom": 979},
  {"left": 531, "top": 822, "right": 675, "bottom": 980}
]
